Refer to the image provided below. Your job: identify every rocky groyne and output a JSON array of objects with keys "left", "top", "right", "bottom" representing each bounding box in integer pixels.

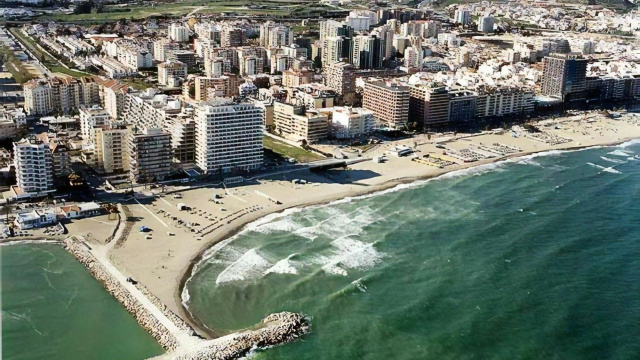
[
  {"left": 63, "top": 238, "right": 180, "bottom": 350},
  {"left": 150, "top": 312, "right": 309, "bottom": 360}
]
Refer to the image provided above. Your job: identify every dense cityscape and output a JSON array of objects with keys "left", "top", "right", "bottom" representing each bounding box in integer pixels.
[{"left": 1, "top": 0, "right": 639, "bottom": 358}]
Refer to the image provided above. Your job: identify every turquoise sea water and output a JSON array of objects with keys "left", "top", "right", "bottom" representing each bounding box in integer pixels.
[
  {"left": 186, "top": 142, "right": 640, "bottom": 360},
  {"left": 1, "top": 244, "right": 164, "bottom": 360}
]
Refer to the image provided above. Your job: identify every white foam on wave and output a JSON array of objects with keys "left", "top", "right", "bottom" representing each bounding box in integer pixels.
[
  {"left": 315, "top": 237, "right": 383, "bottom": 277},
  {"left": 264, "top": 254, "right": 299, "bottom": 275},
  {"left": 618, "top": 139, "right": 640, "bottom": 148},
  {"left": 352, "top": 278, "right": 367, "bottom": 292},
  {"left": 185, "top": 142, "right": 634, "bottom": 300},
  {"left": 293, "top": 206, "right": 381, "bottom": 241},
  {"left": 518, "top": 158, "right": 543, "bottom": 167},
  {"left": 587, "top": 162, "right": 605, "bottom": 170},
  {"left": 602, "top": 167, "right": 622, "bottom": 174},
  {"left": 600, "top": 156, "right": 625, "bottom": 164},
  {"left": 587, "top": 162, "right": 622, "bottom": 174},
  {"left": 215, "top": 248, "right": 271, "bottom": 285},
  {"left": 607, "top": 150, "right": 633, "bottom": 157}
]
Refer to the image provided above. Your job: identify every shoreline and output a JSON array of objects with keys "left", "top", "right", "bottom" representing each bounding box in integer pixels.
[{"left": 175, "top": 136, "right": 640, "bottom": 339}]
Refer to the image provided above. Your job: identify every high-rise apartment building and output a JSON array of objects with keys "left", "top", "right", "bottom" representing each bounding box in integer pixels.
[
  {"left": 330, "top": 107, "right": 375, "bottom": 139},
  {"left": 23, "top": 79, "right": 52, "bottom": 116},
  {"left": 128, "top": 128, "right": 172, "bottom": 183},
  {"left": 541, "top": 53, "right": 588, "bottom": 101},
  {"left": 448, "top": 90, "right": 477, "bottom": 123},
  {"left": 194, "top": 100, "right": 263, "bottom": 174},
  {"left": 13, "top": 136, "right": 55, "bottom": 197},
  {"left": 168, "top": 23, "right": 190, "bottom": 42},
  {"left": 454, "top": 8, "right": 471, "bottom": 25},
  {"left": 259, "top": 22, "right": 294, "bottom": 47},
  {"left": 323, "top": 62, "right": 356, "bottom": 97},
  {"left": 91, "top": 124, "right": 131, "bottom": 174},
  {"left": 478, "top": 15, "right": 495, "bottom": 33},
  {"left": 409, "top": 83, "right": 451, "bottom": 126},
  {"left": 80, "top": 105, "right": 110, "bottom": 140},
  {"left": 352, "top": 35, "right": 385, "bottom": 69},
  {"left": 362, "top": 79, "right": 410, "bottom": 129},
  {"left": 24, "top": 77, "right": 100, "bottom": 115}
]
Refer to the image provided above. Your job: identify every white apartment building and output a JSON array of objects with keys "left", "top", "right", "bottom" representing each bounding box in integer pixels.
[
  {"left": 331, "top": 107, "right": 375, "bottom": 139},
  {"left": 56, "top": 35, "right": 95, "bottom": 55},
  {"left": 80, "top": 105, "right": 110, "bottom": 139},
  {"left": 158, "top": 60, "right": 188, "bottom": 86},
  {"left": 345, "top": 15, "right": 371, "bottom": 32},
  {"left": 121, "top": 91, "right": 182, "bottom": 130},
  {"left": 117, "top": 45, "right": 152, "bottom": 70},
  {"left": 24, "top": 79, "right": 52, "bottom": 115},
  {"left": 195, "top": 99, "right": 263, "bottom": 174},
  {"left": 169, "top": 23, "right": 190, "bottom": 42},
  {"left": 102, "top": 80, "right": 129, "bottom": 120},
  {"left": 259, "top": 22, "right": 294, "bottom": 47},
  {"left": 153, "top": 39, "right": 179, "bottom": 62},
  {"left": 13, "top": 137, "right": 55, "bottom": 197}
]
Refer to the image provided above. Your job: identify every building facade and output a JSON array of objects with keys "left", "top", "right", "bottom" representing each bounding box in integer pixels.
[
  {"left": 128, "top": 128, "right": 173, "bottom": 183},
  {"left": 194, "top": 100, "right": 263, "bottom": 174}
]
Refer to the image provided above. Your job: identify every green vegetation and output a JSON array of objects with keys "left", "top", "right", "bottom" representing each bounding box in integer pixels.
[
  {"left": 263, "top": 135, "right": 324, "bottom": 163},
  {"left": 9, "top": 27, "right": 55, "bottom": 63},
  {"left": 8, "top": 28, "right": 90, "bottom": 78},
  {"left": 43, "top": 0, "right": 303, "bottom": 21},
  {"left": 122, "top": 78, "right": 155, "bottom": 91},
  {"left": 0, "top": 45, "right": 36, "bottom": 84}
]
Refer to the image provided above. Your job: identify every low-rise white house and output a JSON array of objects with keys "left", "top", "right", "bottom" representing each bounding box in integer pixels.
[
  {"left": 57, "top": 202, "right": 102, "bottom": 219},
  {"left": 14, "top": 209, "right": 57, "bottom": 229}
]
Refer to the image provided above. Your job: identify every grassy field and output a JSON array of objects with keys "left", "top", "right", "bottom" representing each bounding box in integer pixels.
[
  {"left": 44, "top": 0, "right": 302, "bottom": 21},
  {"left": 263, "top": 135, "right": 324, "bottom": 163},
  {"left": 9, "top": 28, "right": 90, "bottom": 78}
]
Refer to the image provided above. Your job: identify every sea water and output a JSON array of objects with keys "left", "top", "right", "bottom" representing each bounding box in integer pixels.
[
  {"left": 186, "top": 143, "right": 640, "bottom": 359},
  {"left": 1, "top": 244, "right": 164, "bottom": 360}
]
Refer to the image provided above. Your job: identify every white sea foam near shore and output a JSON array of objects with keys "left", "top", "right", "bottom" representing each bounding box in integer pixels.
[
  {"left": 216, "top": 248, "right": 271, "bottom": 285},
  {"left": 608, "top": 150, "right": 634, "bottom": 157},
  {"left": 265, "top": 254, "right": 299, "bottom": 276},
  {"left": 600, "top": 156, "right": 625, "bottom": 164},
  {"left": 182, "top": 140, "right": 640, "bottom": 309}
]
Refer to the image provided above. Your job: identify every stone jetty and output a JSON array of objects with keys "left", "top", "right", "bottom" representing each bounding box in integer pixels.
[
  {"left": 150, "top": 312, "right": 309, "bottom": 360},
  {"left": 63, "top": 237, "right": 309, "bottom": 358},
  {"left": 63, "top": 238, "right": 180, "bottom": 350}
]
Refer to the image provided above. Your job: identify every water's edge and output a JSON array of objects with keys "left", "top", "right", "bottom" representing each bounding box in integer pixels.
[{"left": 177, "top": 138, "right": 640, "bottom": 338}]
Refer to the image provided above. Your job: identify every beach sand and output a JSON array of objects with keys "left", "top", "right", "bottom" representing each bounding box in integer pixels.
[{"left": 87, "top": 113, "right": 640, "bottom": 338}]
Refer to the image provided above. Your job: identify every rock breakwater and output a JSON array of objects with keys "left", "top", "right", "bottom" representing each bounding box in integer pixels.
[
  {"left": 63, "top": 238, "right": 179, "bottom": 350},
  {"left": 150, "top": 312, "right": 309, "bottom": 360}
]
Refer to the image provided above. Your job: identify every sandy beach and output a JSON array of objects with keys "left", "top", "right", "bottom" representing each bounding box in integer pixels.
[{"left": 68, "top": 112, "right": 640, "bottom": 338}]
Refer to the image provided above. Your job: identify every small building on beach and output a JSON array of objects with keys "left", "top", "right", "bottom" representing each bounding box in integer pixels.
[{"left": 14, "top": 209, "right": 57, "bottom": 230}]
